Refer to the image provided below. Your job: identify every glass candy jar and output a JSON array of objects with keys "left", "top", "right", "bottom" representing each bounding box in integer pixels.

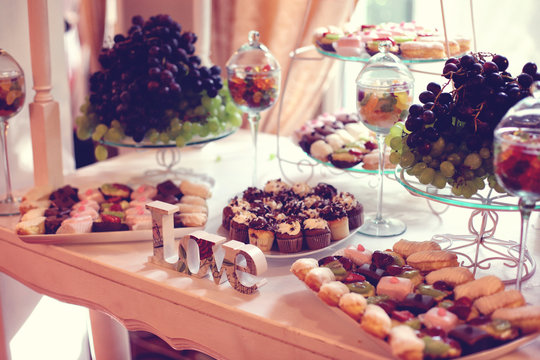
[{"left": 226, "top": 31, "right": 281, "bottom": 186}]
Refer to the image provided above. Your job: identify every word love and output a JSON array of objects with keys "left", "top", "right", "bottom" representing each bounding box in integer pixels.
[{"left": 146, "top": 201, "right": 267, "bottom": 294}]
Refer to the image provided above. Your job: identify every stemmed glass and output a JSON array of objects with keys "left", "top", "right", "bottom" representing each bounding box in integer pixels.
[
  {"left": 493, "top": 82, "right": 540, "bottom": 290},
  {"left": 355, "top": 41, "right": 414, "bottom": 236},
  {"left": 0, "top": 49, "right": 26, "bottom": 216},
  {"left": 226, "top": 31, "right": 280, "bottom": 186}
]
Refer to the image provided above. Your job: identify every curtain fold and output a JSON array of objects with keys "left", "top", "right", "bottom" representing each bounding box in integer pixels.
[{"left": 211, "top": 0, "right": 355, "bottom": 135}]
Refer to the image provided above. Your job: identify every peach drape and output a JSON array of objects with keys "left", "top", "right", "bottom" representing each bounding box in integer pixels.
[{"left": 211, "top": 0, "right": 355, "bottom": 135}]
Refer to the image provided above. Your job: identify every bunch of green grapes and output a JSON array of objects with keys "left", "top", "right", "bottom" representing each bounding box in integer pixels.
[
  {"left": 386, "top": 53, "right": 537, "bottom": 198},
  {"left": 76, "top": 86, "right": 243, "bottom": 161}
]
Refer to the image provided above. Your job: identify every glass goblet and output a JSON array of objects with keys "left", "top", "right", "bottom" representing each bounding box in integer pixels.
[
  {"left": 0, "top": 49, "right": 26, "bottom": 216},
  {"left": 355, "top": 41, "right": 414, "bottom": 236},
  {"left": 493, "top": 85, "right": 540, "bottom": 289},
  {"left": 226, "top": 31, "right": 280, "bottom": 186}
]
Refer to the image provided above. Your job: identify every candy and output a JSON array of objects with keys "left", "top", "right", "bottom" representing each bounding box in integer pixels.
[{"left": 228, "top": 65, "right": 279, "bottom": 112}]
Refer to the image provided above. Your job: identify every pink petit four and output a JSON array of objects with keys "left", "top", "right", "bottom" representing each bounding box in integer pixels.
[
  {"left": 125, "top": 205, "right": 150, "bottom": 216},
  {"left": 344, "top": 243, "right": 372, "bottom": 265},
  {"left": 420, "top": 306, "right": 459, "bottom": 333},
  {"left": 72, "top": 199, "right": 100, "bottom": 212},
  {"left": 79, "top": 188, "right": 105, "bottom": 203},
  {"left": 129, "top": 196, "right": 152, "bottom": 208},
  {"left": 333, "top": 34, "right": 364, "bottom": 57},
  {"left": 376, "top": 276, "right": 414, "bottom": 301},
  {"left": 70, "top": 205, "right": 99, "bottom": 220},
  {"left": 56, "top": 214, "right": 93, "bottom": 234},
  {"left": 131, "top": 184, "right": 157, "bottom": 200}
]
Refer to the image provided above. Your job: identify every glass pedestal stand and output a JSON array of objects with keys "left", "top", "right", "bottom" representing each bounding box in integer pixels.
[
  {"left": 140, "top": 147, "right": 215, "bottom": 187},
  {"left": 397, "top": 168, "right": 538, "bottom": 286},
  {"left": 102, "top": 128, "right": 237, "bottom": 187}
]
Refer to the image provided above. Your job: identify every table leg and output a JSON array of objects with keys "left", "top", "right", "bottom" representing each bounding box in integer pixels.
[
  {"left": 88, "top": 309, "right": 131, "bottom": 360},
  {"left": 0, "top": 294, "right": 8, "bottom": 360}
]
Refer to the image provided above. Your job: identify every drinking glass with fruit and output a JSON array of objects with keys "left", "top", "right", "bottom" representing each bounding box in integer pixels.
[
  {"left": 226, "top": 30, "right": 281, "bottom": 186},
  {"left": 355, "top": 41, "right": 414, "bottom": 237},
  {"left": 493, "top": 83, "right": 540, "bottom": 289},
  {"left": 0, "top": 49, "right": 25, "bottom": 216}
]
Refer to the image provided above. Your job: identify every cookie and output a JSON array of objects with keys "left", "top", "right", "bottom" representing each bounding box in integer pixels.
[
  {"left": 179, "top": 180, "right": 211, "bottom": 199},
  {"left": 406, "top": 250, "right": 458, "bottom": 272},
  {"left": 492, "top": 305, "right": 540, "bottom": 334},
  {"left": 454, "top": 275, "right": 504, "bottom": 301},
  {"left": 473, "top": 289, "right": 525, "bottom": 315},
  {"left": 425, "top": 266, "right": 474, "bottom": 287},
  {"left": 392, "top": 239, "right": 441, "bottom": 259}
]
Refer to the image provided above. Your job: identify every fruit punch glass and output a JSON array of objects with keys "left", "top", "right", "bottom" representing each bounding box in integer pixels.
[
  {"left": 493, "top": 82, "right": 540, "bottom": 290},
  {"left": 494, "top": 129, "right": 540, "bottom": 199},
  {"left": 355, "top": 40, "right": 414, "bottom": 237},
  {"left": 0, "top": 49, "right": 25, "bottom": 216}
]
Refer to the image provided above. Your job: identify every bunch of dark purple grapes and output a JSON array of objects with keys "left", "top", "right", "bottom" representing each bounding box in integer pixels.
[
  {"left": 88, "top": 14, "right": 223, "bottom": 142},
  {"left": 390, "top": 53, "right": 537, "bottom": 197}
]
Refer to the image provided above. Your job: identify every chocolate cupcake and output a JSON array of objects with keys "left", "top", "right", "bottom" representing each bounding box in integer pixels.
[
  {"left": 222, "top": 197, "right": 250, "bottom": 230},
  {"left": 303, "top": 218, "right": 331, "bottom": 250},
  {"left": 313, "top": 182, "right": 338, "bottom": 199},
  {"left": 334, "top": 192, "right": 364, "bottom": 230},
  {"left": 229, "top": 211, "right": 255, "bottom": 244},
  {"left": 320, "top": 203, "right": 349, "bottom": 241},
  {"left": 248, "top": 216, "right": 275, "bottom": 252},
  {"left": 275, "top": 219, "right": 303, "bottom": 253}
]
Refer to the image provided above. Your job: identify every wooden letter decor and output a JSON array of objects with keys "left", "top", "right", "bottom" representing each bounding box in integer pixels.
[{"left": 146, "top": 202, "right": 267, "bottom": 294}]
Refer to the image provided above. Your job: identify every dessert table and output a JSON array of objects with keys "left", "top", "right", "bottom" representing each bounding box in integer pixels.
[{"left": 0, "top": 129, "right": 539, "bottom": 360}]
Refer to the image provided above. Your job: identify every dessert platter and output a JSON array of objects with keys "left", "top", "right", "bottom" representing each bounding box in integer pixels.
[
  {"left": 220, "top": 179, "right": 364, "bottom": 258},
  {"left": 313, "top": 21, "right": 471, "bottom": 62},
  {"left": 294, "top": 111, "right": 396, "bottom": 174},
  {"left": 290, "top": 239, "right": 540, "bottom": 359},
  {"left": 15, "top": 178, "right": 211, "bottom": 245}
]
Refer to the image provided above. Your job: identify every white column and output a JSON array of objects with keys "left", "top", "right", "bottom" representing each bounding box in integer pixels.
[
  {"left": 27, "top": 0, "right": 64, "bottom": 189},
  {"left": 193, "top": 0, "right": 212, "bottom": 66},
  {"left": 88, "top": 310, "right": 131, "bottom": 360}
]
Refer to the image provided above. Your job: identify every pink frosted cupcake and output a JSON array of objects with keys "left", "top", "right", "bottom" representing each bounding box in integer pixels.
[
  {"left": 275, "top": 219, "right": 303, "bottom": 253},
  {"left": 303, "top": 218, "right": 331, "bottom": 250}
]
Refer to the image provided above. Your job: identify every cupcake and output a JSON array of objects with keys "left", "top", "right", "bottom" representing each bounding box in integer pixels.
[
  {"left": 248, "top": 216, "right": 275, "bottom": 252},
  {"left": 334, "top": 192, "right": 364, "bottom": 230},
  {"left": 275, "top": 219, "right": 303, "bottom": 253},
  {"left": 263, "top": 178, "right": 291, "bottom": 196},
  {"left": 229, "top": 211, "right": 255, "bottom": 244},
  {"left": 320, "top": 203, "right": 349, "bottom": 241},
  {"left": 313, "top": 182, "right": 338, "bottom": 199},
  {"left": 291, "top": 182, "right": 312, "bottom": 198},
  {"left": 222, "top": 197, "right": 250, "bottom": 230},
  {"left": 303, "top": 218, "right": 331, "bottom": 250}
]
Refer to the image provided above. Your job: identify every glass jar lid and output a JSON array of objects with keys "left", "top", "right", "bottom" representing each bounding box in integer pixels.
[
  {"left": 356, "top": 41, "right": 414, "bottom": 91},
  {"left": 226, "top": 31, "right": 280, "bottom": 73}
]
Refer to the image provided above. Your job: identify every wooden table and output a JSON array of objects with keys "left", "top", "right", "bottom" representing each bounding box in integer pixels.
[{"left": 1, "top": 130, "right": 539, "bottom": 359}]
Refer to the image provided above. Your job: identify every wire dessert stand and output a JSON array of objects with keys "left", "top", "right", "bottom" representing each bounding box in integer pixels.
[{"left": 397, "top": 167, "right": 539, "bottom": 285}]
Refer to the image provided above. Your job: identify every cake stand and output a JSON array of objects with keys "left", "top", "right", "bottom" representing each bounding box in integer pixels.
[
  {"left": 101, "top": 127, "right": 237, "bottom": 187},
  {"left": 396, "top": 167, "right": 539, "bottom": 285}
]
